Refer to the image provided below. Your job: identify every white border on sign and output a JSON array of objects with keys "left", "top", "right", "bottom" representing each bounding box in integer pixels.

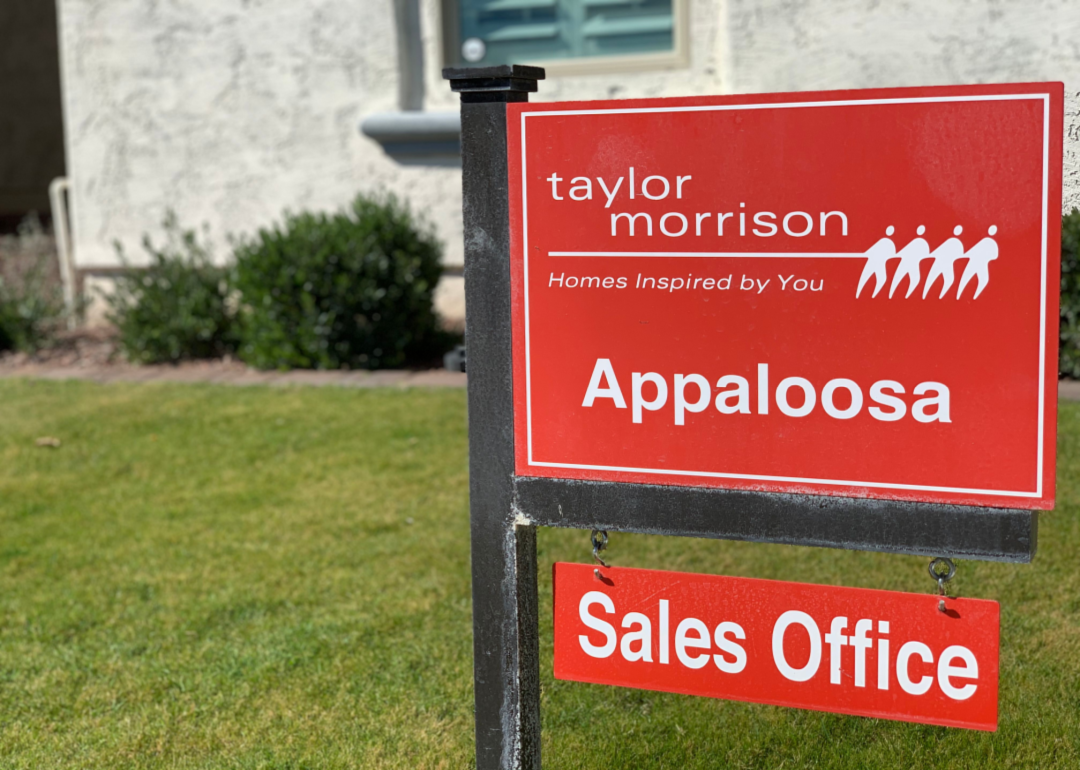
[{"left": 520, "top": 93, "right": 1050, "bottom": 499}]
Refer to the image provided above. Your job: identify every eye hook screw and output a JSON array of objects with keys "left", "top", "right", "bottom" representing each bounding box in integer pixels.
[
  {"left": 591, "top": 529, "right": 609, "bottom": 580},
  {"left": 928, "top": 557, "right": 956, "bottom": 612}
]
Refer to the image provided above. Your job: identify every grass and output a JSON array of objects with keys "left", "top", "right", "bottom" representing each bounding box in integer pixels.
[{"left": 0, "top": 379, "right": 1076, "bottom": 768}]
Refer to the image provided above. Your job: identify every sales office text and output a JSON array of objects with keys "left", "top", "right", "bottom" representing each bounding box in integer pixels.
[
  {"left": 545, "top": 169, "right": 848, "bottom": 239},
  {"left": 578, "top": 592, "right": 980, "bottom": 701},
  {"left": 583, "top": 359, "right": 950, "bottom": 425}
]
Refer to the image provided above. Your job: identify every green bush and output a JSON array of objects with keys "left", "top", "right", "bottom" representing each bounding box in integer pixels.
[
  {"left": 1062, "top": 209, "right": 1080, "bottom": 378},
  {"left": 0, "top": 214, "right": 65, "bottom": 353},
  {"left": 233, "top": 193, "right": 447, "bottom": 370},
  {"left": 106, "top": 214, "right": 237, "bottom": 364}
]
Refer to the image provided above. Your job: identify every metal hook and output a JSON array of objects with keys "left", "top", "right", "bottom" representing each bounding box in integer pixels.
[
  {"left": 928, "top": 557, "right": 956, "bottom": 612},
  {"left": 591, "top": 529, "right": 609, "bottom": 579}
]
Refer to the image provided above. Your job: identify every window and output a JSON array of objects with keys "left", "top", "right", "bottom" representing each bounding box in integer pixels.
[{"left": 443, "top": 0, "right": 687, "bottom": 75}]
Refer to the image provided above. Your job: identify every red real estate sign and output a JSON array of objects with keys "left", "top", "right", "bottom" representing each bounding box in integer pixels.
[
  {"left": 508, "top": 83, "right": 1063, "bottom": 509},
  {"left": 553, "top": 563, "right": 1000, "bottom": 731}
]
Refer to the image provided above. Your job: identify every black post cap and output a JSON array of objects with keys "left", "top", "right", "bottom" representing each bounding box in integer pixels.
[{"left": 443, "top": 64, "right": 546, "bottom": 103}]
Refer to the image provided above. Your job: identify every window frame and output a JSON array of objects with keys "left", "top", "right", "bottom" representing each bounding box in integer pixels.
[{"left": 440, "top": 0, "right": 690, "bottom": 77}]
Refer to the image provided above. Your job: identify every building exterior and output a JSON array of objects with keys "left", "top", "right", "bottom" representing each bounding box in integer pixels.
[{"left": 28, "top": 0, "right": 1080, "bottom": 325}]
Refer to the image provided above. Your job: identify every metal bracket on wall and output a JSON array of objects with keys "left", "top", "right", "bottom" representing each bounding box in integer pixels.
[{"left": 359, "top": 111, "right": 461, "bottom": 165}]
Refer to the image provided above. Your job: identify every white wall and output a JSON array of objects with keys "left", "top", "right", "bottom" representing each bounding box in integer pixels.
[
  {"left": 57, "top": 0, "right": 1080, "bottom": 326},
  {"left": 56, "top": 0, "right": 460, "bottom": 265}
]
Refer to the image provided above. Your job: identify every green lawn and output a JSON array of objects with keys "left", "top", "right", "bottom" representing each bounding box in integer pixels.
[{"left": 0, "top": 379, "right": 1077, "bottom": 768}]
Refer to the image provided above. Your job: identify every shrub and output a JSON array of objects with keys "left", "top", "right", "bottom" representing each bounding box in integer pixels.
[
  {"left": 106, "top": 213, "right": 236, "bottom": 363},
  {"left": 1062, "top": 209, "right": 1080, "bottom": 378},
  {"left": 0, "top": 214, "right": 65, "bottom": 352},
  {"left": 233, "top": 193, "right": 447, "bottom": 370}
]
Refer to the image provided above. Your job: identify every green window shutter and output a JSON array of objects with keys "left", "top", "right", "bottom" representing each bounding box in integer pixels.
[{"left": 457, "top": 0, "right": 674, "bottom": 66}]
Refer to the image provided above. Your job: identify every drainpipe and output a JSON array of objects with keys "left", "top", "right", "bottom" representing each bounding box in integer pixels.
[
  {"left": 48, "top": 176, "right": 77, "bottom": 330},
  {"left": 394, "top": 0, "right": 425, "bottom": 111}
]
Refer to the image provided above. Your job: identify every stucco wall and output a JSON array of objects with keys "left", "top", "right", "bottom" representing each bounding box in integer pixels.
[
  {"left": 56, "top": 0, "right": 460, "bottom": 266},
  {"left": 58, "top": 0, "right": 1080, "bottom": 326}
]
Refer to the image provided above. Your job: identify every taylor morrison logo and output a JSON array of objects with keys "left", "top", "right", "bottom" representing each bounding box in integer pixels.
[{"left": 857, "top": 225, "right": 999, "bottom": 300}]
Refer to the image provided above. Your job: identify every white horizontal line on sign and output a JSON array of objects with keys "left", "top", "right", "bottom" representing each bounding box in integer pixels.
[
  {"left": 522, "top": 93, "right": 1048, "bottom": 119},
  {"left": 547, "top": 251, "right": 864, "bottom": 258}
]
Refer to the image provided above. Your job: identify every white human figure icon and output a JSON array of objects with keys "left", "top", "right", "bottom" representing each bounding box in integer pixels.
[
  {"left": 956, "top": 225, "right": 999, "bottom": 300},
  {"left": 856, "top": 226, "right": 896, "bottom": 298},
  {"left": 922, "top": 225, "right": 966, "bottom": 299},
  {"left": 889, "top": 225, "right": 931, "bottom": 299}
]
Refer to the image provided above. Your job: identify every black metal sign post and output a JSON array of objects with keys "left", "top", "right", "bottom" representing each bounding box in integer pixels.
[
  {"left": 444, "top": 65, "right": 1037, "bottom": 770},
  {"left": 446, "top": 64, "right": 544, "bottom": 770}
]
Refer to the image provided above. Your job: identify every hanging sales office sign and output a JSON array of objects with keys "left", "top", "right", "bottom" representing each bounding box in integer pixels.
[
  {"left": 554, "top": 563, "right": 1000, "bottom": 731},
  {"left": 507, "top": 82, "right": 1063, "bottom": 510}
]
